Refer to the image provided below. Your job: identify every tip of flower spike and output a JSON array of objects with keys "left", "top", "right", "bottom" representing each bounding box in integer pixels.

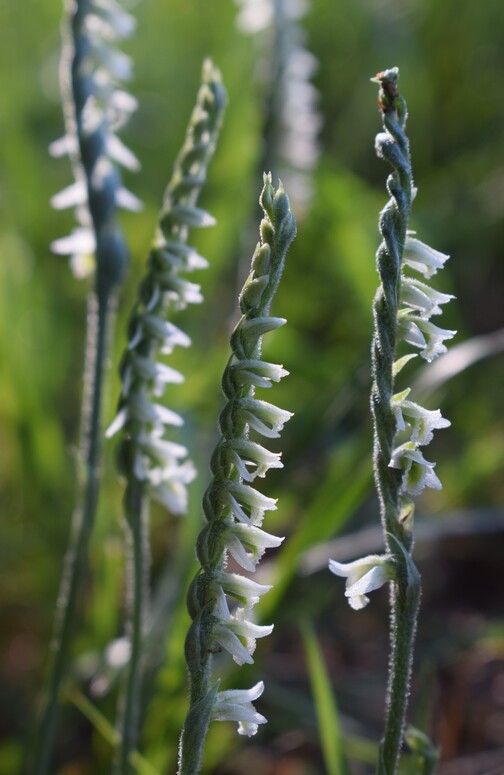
[
  {"left": 371, "top": 67, "right": 401, "bottom": 113},
  {"left": 371, "top": 66, "right": 400, "bottom": 85},
  {"left": 202, "top": 57, "right": 222, "bottom": 86}
]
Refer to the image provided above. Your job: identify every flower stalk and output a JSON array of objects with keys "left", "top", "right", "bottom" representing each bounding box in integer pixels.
[
  {"left": 177, "top": 174, "right": 296, "bottom": 775},
  {"left": 329, "top": 68, "right": 454, "bottom": 775},
  {"left": 371, "top": 67, "right": 454, "bottom": 775},
  {"left": 35, "top": 2, "right": 138, "bottom": 772},
  {"left": 106, "top": 60, "right": 226, "bottom": 773}
]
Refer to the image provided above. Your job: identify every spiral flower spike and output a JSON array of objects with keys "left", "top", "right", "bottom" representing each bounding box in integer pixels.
[
  {"left": 177, "top": 174, "right": 296, "bottom": 775},
  {"left": 50, "top": 0, "right": 141, "bottom": 283},
  {"left": 105, "top": 60, "right": 226, "bottom": 773},
  {"left": 107, "top": 59, "right": 226, "bottom": 514},
  {"left": 329, "top": 68, "right": 455, "bottom": 775}
]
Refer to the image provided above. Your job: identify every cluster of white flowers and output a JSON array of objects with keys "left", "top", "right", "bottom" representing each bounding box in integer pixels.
[
  {"left": 106, "top": 62, "right": 226, "bottom": 515},
  {"left": 390, "top": 233, "right": 456, "bottom": 497},
  {"left": 331, "top": 230, "right": 455, "bottom": 608},
  {"left": 50, "top": 0, "right": 141, "bottom": 277},
  {"left": 234, "top": 0, "right": 320, "bottom": 211}
]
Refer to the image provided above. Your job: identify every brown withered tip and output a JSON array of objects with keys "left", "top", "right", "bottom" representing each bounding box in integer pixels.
[{"left": 371, "top": 66, "right": 400, "bottom": 113}]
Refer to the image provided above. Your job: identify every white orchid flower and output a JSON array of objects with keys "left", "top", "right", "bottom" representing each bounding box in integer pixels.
[
  {"left": 212, "top": 682, "right": 267, "bottom": 737},
  {"left": 329, "top": 555, "right": 395, "bottom": 610}
]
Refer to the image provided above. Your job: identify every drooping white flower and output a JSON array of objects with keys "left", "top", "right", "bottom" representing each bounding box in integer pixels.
[
  {"left": 224, "top": 521, "right": 284, "bottom": 572},
  {"left": 398, "top": 313, "right": 456, "bottom": 362},
  {"left": 213, "top": 571, "right": 273, "bottom": 609},
  {"left": 229, "top": 359, "right": 289, "bottom": 389},
  {"left": 329, "top": 555, "right": 395, "bottom": 610},
  {"left": 237, "top": 398, "right": 294, "bottom": 439},
  {"left": 223, "top": 482, "right": 277, "bottom": 526},
  {"left": 389, "top": 442, "right": 442, "bottom": 496},
  {"left": 391, "top": 389, "right": 451, "bottom": 446},
  {"left": 212, "top": 681, "right": 267, "bottom": 737},
  {"left": 400, "top": 277, "right": 454, "bottom": 317},
  {"left": 212, "top": 591, "right": 274, "bottom": 665},
  {"left": 223, "top": 439, "right": 283, "bottom": 482},
  {"left": 403, "top": 234, "right": 450, "bottom": 279}
]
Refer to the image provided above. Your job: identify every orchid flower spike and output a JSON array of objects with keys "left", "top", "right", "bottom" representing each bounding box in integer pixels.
[
  {"left": 107, "top": 61, "right": 226, "bottom": 515},
  {"left": 362, "top": 67, "right": 453, "bottom": 774},
  {"left": 178, "top": 175, "right": 296, "bottom": 775}
]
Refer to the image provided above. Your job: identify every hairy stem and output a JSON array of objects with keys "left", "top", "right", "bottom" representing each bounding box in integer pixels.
[
  {"left": 118, "top": 481, "right": 150, "bottom": 773},
  {"left": 34, "top": 294, "right": 114, "bottom": 775}
]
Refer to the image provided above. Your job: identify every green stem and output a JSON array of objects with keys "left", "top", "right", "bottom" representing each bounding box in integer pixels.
[
  {"left": 34, "top": 293, "right": 113, "bottom": 775},
  {"left": 378, "top": 568, "right": 421, "bottom": 774},
  {"left": 118, "top": 481, "right": 150, "bottom": 774},
  {"left": 67, "top": 685, "right": 160, "bottom": 775}
]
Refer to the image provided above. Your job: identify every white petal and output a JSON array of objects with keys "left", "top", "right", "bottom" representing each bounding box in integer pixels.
[
  {"left": 128, "top": 391, "right": 184, "bottom": 427},
  {"left": 51, "top": 227, "right": 96, "bottom": 256},
  {"left": 51, "top": 181, "right": 87, "bottom": 210},
  {"left": 329, "top": 554, "right": 387, "bottom": 585},
  {"left": 116, "top": 187, "right": 143, "bottom": 211},
  {"left": 345, "top": 565, "right": 390, "bottom": 610},
  {"left": 212, "top": 625, "right": 254, "bottom": 666},
  {"left": 151, "top": 480, "right": 189, "bottom": 515},
  {"left": 403, "top": 237, "right": 450, "bottom": 279},
  {"left": 239, "top": 398, "right": 293, "bottom": 439},
  {"left": 106, "top": 133, "right": 140, "bottom": 171},
  {"left": 169, "top": 204, "right": 216, "bottom": 228},
  {"left": 105, "top": 406, "right": 128, "bottom": 438},
  {"left": 109, "top": 89, "right": 138, "bottom": 115},
  {"left": 49, "top": 134, "right": 79, "bottom": 158},
  {"left": 212, "top": 682, "right": 267, "bottom": 737},
  {"left": 214, "top": 571, "right": 272, "bottom": 607},
  {"left": 97, "top": 47, "right": 132, "bottom": 81}
]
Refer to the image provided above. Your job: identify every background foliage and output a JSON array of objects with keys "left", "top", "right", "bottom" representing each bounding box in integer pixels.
[{"left": 1, "top": 1, "right": 503, "bottom": 773}]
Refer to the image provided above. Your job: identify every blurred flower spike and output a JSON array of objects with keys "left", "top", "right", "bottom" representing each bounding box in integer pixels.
[
  {"left": 50, "top": 0, "right": 141, "bottom": 278},
  {"left": 106, "top": 60, "right": 226, "bottom": 515},
  {"left": 329, "top": 555, "right": 395, "bottom": 610},
  {"left": 234, "top": 0, "right": 320, "bottom": 212}
]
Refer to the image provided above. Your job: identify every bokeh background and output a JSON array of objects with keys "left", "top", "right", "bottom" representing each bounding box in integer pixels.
[{"left": 1, "top": 0, "right": 503, "bottom": 773}]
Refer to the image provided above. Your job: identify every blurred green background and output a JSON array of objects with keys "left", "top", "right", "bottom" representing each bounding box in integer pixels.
[{"left": 1, "top": 0, "right": 503, "bottom": 773}]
